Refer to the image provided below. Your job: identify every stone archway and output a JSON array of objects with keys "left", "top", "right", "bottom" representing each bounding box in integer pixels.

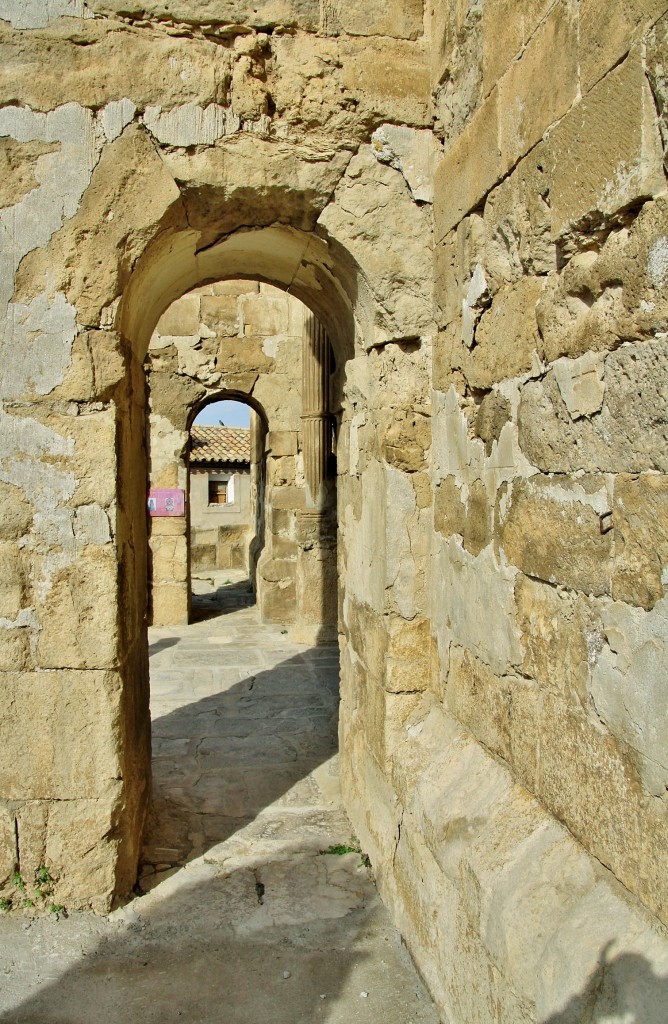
[{"left": 1, "top": 117, "right": 435, "bottom": 913}]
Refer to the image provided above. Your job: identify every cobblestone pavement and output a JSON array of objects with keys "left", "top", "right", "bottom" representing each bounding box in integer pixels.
[{"left": 0, "top": 573, "right": 440, "bottom": 1024}]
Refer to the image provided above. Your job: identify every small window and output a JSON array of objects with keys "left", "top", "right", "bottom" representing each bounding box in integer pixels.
[{"left": 208, "top": 479, "right": 228, "bottom": 505}]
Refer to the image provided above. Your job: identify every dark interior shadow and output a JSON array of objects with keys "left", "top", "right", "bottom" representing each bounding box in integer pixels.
[
  {"left": 189, "top": 577, "right": 256, "bottom": 622},
  {"left": 541, "top": 942, "right": 668, "bottom": 1024}
]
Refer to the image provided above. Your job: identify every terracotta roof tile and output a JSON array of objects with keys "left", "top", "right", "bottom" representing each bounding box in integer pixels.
[{"left": 190, "top": 426, "right": 251, "bottom": 465}]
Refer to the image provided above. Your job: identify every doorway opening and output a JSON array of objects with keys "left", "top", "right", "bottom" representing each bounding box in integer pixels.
[
  {"left": 139, "top": 275, "right": 343, "bottom": 893},
  {"left": 188, "top": 397, "right": 262, "bottom": 622},
  {"left": 144, "top": 277, "right": 338, "bottom": 643}
]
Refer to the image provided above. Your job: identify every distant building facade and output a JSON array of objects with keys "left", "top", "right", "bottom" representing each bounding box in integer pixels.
[{"left": 189, "top": 425, "right": 252, "bottom": 572}]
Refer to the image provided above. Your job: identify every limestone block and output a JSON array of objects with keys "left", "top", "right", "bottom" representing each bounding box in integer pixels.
[
  {"left": 338, "top": 38, "right": 431, "bottom": 128},
  {"left": 0, "top": 671, "right": 123, "bottom": 801},
  {"left": 430, "top": 0, "right": 484, "bottom": 138},
  {"left": 537, "top": 688, "right": 668, "bottom": 923},
  {"left": 447, "top": 646, "right": 540, "bottom": 793},
  {"left": 318, "top": 148, "right": 434, "bottom": 346},
  {"left": 533, "top": 194, "right": 668, "bottom": 359},
  {"left": 483, "top": 142, "right": 556, "bottom": 278},
  {"left": 591, "top": 595, "right": 668, "bottom": 788},
  {"left": 0, "top": 481, "right": 33, "bottom": 540},
  {"left": 514, "top": 574, "right": 597, "bottom": 707},
  {"left": 35, "top": 546, "right": 119, "bottom": 670},
  {"left": 44, "top": 798, "right": 123, "bottom": 912},
  {"left": 155, "top": 295, "right": 201, "bottom": 338},
  {"left": 151, "top": 582, "right": 188, "bottom": 626},
  {"left": 461, "top": 263, "right": 490, "bottom": 349},
  {"left": 535, "top": 881, "right": 668, "bottom": 1023},
  {"left": 266, "top": 431, "right": 297, "bottom": 457},
  {"left": 612, "top": 474, "right": 668, "bottom": 610},
  {"left": 476, "top": 826, "right": 598, "bottom": 1007},
  {"left": 0, "top": 629, "right": 30, "bottom": 671},
  {"left": 497, "top": 475, "right": 612, "bottom": 596},
  {"left": 55, "top": 330, "right": 126, "bottom": 402},
  {"left": 191, "top": 544, "right": 217, "bottom": 570},
  {"left": 143, "top": 102, "right": 236, "bottom": 147},
  {"left": 0, "top": 808, "right": 15, "bottom": 885},
  {"left": 324, "top": 0, "right": 424, "bottom": 40},
  {"left": 150, "top": 535, "right": 187, "bottom": 584},
  {"left": 0, "top": 543, "right": 25, "bottom": 620},
  {"left": 474, "top": 391, "right": 512, "bottom": 455},
  {"left": 497, "top": 0, "right": 578, "bottom": 172},
  {"left": 580, "top": 0, "right": 668, "bottom": 94},
  {"left": 196, "top": 294, "right": 238, "bottom": 339},
  {"left": 385, "top": 616, "right": 432, "bottom": 693},
  {"left": 431, "top": 538, "right": 521, "bottom": 675},
  {"left": 259, "top": 557, "right": 296, "bottom": 584},
  {"left": 67, "top": 410, "right": 118, "bottom": 510},
  {"left": 269, "top": 507, "right": 293, "bottom": 535},
  {"left": 482, "top": 0, "right": 555, "bottom": 92},
  {"left": 464, "top": 277, "right": 545, "bottom": 389},
  {"left": 371, "top": 125, "right": 440, "bottom": 203},
  {"left": 269, "top": 536, "right": 297, "bottom": 560},
  {"left": 217, "top": 335, "right": 273, "bottom": 376},
  {"left": 381, "top": 411, "right": 431, "bottom": 472},
  {"left": 268, "top": 485, "right": 305, "bottom": 511},
  {"left": 548, "top": 49, "right": 665, "bottom": 240},
  {"left": 0, "top": 20, "right": 227, "bottom": 110},
  {"left": 258, "top": 578, "right": 296, "bottom": 624},
  {"left": 385, "top": 466, "right": 427, "bottom": 620},
  {"left": 434, "top": 92, "right": 500, "bottom": 240},
  {"left": 647, "top": 12, "right": 668, "bottom": 165},
  {"left": 434, "top": 235, "right": 460, "bottom": 330},
  {"left": 149, "top": 372, "right": 205, "bottom": 428},
  {"left": 518, "top": 338, "right": 668, "bottom": 474},
  {"left": 462, "top": 479, "right": 492, "bottom": 557},
  {"left": 150, "top": 516, "right": 186, "bottom": 538},
  {"left": 211, "top": 280, "right": 259, "bottom": 296},
  {"left": 552, "top": 350, "right": 605, "bottom": 419},
  {"left": 88, "top": 0, "right": 319, "bottom": 30}
]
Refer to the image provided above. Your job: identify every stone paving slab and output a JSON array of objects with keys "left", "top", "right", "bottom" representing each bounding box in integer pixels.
[{"left": 0, "top": 573, "right": 440, "bottom": 1024}]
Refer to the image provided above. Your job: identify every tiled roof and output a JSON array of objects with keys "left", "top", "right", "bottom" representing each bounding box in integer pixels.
[{"left": 190, "top": 426, "right": 251, "bottom": 465}]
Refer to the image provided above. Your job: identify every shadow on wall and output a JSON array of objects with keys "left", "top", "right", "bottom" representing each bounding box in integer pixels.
[{"left": 542, "top": 942, "right": 668, "bottom": 1024}]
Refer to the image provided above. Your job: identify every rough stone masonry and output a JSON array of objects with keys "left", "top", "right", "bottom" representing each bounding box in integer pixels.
[{"left": 0, "top": 0, "right": 668, "bottom": 1020}]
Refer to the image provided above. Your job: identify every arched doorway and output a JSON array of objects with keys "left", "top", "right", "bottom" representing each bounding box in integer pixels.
[{"left": 142, "top": 273, "right": 340, "bottom": 642}]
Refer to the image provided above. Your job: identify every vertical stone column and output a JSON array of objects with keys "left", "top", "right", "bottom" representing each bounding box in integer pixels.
[
  {"left": 294, "top": 311, "right": 337, "bottom": 643},
  {"left": 302, "top": 311, "right": 332, "bottom": 508}
]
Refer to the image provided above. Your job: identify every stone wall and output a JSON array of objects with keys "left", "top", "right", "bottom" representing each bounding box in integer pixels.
[
  {"left": 340, "top": 3, "right": 668, "bottom": 1021},
  {"left": 0, "top": 0, "right": 667, "bottom": 1019}
]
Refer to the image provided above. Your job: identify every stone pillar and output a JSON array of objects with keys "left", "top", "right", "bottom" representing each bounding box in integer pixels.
[
  {"left": 302, "top": 311, "right": 332, "bottom": 509},
  {"left": 293, "top": 312, "right": 337, "bottom": 643}
]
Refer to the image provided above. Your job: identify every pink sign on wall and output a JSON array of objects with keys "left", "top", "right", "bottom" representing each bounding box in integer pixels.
[{"left": 147, "top": 488, "right": 185, "bottom": 517}]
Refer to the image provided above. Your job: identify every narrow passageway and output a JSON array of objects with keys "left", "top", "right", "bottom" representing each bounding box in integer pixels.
[
  {"left": 141, "top": 568, "right": 343, "bottom": 883},
  {"left": 0, "top": 575, "right": 439, "bottom": 1024}
]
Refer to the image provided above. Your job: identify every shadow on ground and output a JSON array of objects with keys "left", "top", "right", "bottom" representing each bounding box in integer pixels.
[
  {"left": 190, "top": 577, "right": 255, "bottom": 622},
  {"left": 0, "top": 644, "right": 437, "bottom": 1024},
  {"left": 140, "top": 646, "right": 342, "bottom": 875}
]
